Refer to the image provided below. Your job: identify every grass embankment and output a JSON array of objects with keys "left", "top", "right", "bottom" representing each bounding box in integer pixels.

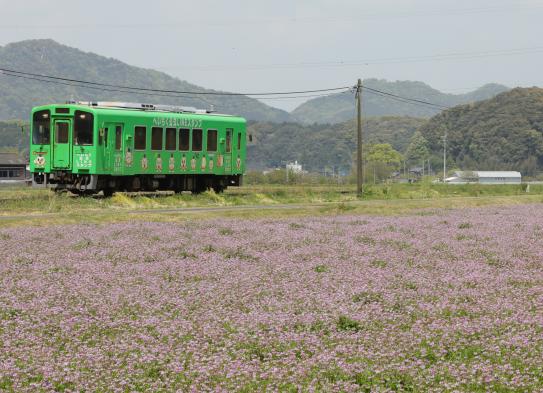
[{"left": 0, "top": 183, "right": 542, "bottom": 227}]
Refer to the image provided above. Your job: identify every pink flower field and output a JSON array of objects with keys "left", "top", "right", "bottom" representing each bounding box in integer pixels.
[{"left": 1, "top": 205, "right": 543, "bottom": 392}]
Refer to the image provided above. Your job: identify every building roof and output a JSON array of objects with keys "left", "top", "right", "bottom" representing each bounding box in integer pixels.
[
  {"left": 0, "top": 153, "right": 27, "bottom": 165},
  {"left": 455, "top": 171, "right": 521, "bottom": 178}
]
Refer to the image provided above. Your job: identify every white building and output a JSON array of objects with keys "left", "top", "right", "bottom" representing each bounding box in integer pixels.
[
  {"left": 445, "top": 171, "right": 521, "bottom": 184},
  {"left": 286, "top": 161, "right": 303, "bottom": 173}
]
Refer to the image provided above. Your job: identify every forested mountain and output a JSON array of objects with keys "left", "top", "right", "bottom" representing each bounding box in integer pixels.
[
  {"left": 247, "top": 116, "right": 426, "bottom": 172},
  {"left": 291, "top": 79, "right": 509, "bottom": 124},
  {"left": 0, "top": 39, "right": 290, "bottom": 122},
  {"left": 419, "top": 88, "right": 543, "bottom": 175}
]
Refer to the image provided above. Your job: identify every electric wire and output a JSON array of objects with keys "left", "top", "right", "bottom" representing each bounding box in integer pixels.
[
  {"left": 0, "top": 67, "right": 461, "bottom": 111},
  {"left": 362, "top": 86, "right": 450, "bottom": 110},
  {"left": 0, "top": 67, "right": 350, "bottom": 96},
  {"left": 0, "top": 70, "right": 351, "bottom": 104}
]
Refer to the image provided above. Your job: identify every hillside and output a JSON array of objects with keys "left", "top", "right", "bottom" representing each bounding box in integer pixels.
[
  {"left": 291, "top": 79, "right": 509, "bottom": 124},
  {"left": 0, "top": 39, "right": 290, "bottom": 122},
  {"left": 0, "top": 121, "right": 28, "bottom": 154},
  {"left": 419, "top": 87, "right": 543, "bottom": 175},
  {"left": 247, "top": 116, "right": 426, "bottom": 172}
]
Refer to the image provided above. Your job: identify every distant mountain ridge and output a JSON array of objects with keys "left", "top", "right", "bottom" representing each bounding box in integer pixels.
[
  {"left": 419, "top": 87, "right": 543, "bottom": 175},
  {"left": 0, "top": 39, "right": 290, "bottom": 122},
  {"left": 0, "top": 39, "right": 515, "bottom": 126},
  {"left": 291, "top": 79, "right": 510, "bottom": 124}
]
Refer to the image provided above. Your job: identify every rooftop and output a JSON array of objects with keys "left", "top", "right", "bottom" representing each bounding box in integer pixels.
[
  {"left": 455, "top": 171, "right": 521, "bottom": 178},
  {"left": 0, "top": 153, "right": 26, "bottom": 165}
]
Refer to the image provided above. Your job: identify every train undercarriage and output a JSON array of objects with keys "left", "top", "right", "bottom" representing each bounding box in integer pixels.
[{"left": 32, "top": 172, "right": 242, "bottom": 196}]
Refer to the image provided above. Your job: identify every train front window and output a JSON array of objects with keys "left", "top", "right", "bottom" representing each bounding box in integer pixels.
[
  {"left": 74, "top": 110, "right": 94, "bottom": 145},
  {"left": 32, "top": 110, "right": 51, "bottom": 144}
]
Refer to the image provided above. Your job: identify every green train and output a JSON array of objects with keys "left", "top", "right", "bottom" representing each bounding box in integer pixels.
[{"left": 29, "top": 102, "right": 247, "bottom": 195}]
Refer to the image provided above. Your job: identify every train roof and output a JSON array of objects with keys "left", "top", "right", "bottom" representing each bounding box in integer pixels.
[{"left": 31, "top": 102, "right": 246, "bottom": 123}]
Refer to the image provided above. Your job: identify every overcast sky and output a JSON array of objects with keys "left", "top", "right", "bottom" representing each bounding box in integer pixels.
[{"left": 1, "top": 0, "right": 542, "bottom": 111}]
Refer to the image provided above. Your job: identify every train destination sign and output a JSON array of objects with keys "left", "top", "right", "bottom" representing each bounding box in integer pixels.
[{"left": 152, "top": 117, "right": 203, "bottom": 128}]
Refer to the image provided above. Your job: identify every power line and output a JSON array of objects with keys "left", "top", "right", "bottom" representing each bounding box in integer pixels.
[
  {"left": 0, "top": 67, "right": 350, "bottom": 96},
  {"left": 362, "top": 86, "right": 450, "bottom": 110},
  {"left": 0, "top": 70, "right": 352, "bottom": 102},
  {"left": 0, "top": 67, "right": 460, "bottom": 111},
  {"left": 0, "top": 71, "right": 210, "bottom": 99}
]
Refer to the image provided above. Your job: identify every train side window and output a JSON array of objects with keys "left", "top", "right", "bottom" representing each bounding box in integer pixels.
[
  {"left": 192, "top": 129, "right": 202, "bottom": 151},
  {"left": 135, "top": 126, "right": 146, "bottom": 150},
  {"left": 207, "top": 129, "right": 217, "bottom": 152},
  {"left": 152, "top": 127, "right": 163, "bottom": 150},
  {"left": 226, "top": 128, "right": 232, "bottom": 153},
  {"left": 165, "top": 128, "right": 176, "bottom": 150},
  {"left": 179, "top": 128, "right": 190, "bottom": 151},
  {"left": 237, "top": 132, "right": 241, "bottom": 150},
  {"left": 115, "top": 126, "right": 122, "bottom": 150}
]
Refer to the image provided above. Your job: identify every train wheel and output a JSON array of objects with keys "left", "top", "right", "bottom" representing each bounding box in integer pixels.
[
  {"left": 212, "top": 184, "right": 225, "bottom": 193},
  {"left": 102, "top": 188, "right": 114, "bottom": 197}
]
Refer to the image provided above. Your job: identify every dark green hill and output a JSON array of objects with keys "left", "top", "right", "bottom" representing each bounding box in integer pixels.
[
  {"left": 0, "top": 120, "right": 28, "bottom": 154},
  {"left": 0, "top": 39, "right": 290, "bottom": 122},
  {"left": 419, "top": 87, "right": 543, "bottom": 175},
  {"left": 247, "top": 116, "right": 426, "bottom": 172},
  {"left": 291, "top": 79, "right": 509, "bottom": 124}
]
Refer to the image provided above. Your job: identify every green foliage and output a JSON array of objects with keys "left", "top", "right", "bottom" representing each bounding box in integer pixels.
[
  {"left": 419, "top": 88, "right": 543, "bottom": 175},
  {"left": 0, "top": 120, "right": 28, "bottom": 155},
  {"left": 405, "top": 131, "right": 430, "bottom": 163},
  {"left": 360, "top": 143, "right": 404, "bottom": 182},
  {"left": 248, "top": 116, "right": 425, "bottom": 172},
  {"left": 336, "top": 315, "right": 361, "bottom": 331},
  {"left": 352, "top": 291, "right": 383, "bottom": 304},
  {"left": 314, "top": 264, "right": 329, "bottom": 273},
  {"left": 366, "top": 143, "right": 403, "bottom": 166}
]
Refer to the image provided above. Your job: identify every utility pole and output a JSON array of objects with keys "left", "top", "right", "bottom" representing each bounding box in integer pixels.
[
  {"left": 443, "top": 131, "right": 447, "bottom": 182},
  {"left": 356, "top": 79, "right": 363, "bottom": 197}
]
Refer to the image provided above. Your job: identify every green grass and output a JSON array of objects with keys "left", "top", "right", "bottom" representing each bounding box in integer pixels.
[{"left": 0, "top": 183, "right": 542, "bottom": 228}]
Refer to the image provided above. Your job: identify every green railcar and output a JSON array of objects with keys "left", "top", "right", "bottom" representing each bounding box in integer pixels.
[{"left": 29, "top": 102, "right": 247, "bottom": 195}]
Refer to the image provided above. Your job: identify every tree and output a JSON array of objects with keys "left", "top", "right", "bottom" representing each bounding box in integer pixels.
[
  {"left": 405, "top": 131, "right": 430, "bottom": 164},
  {"left": 356, "top": 143, "right": 403, "bottom": 182}
]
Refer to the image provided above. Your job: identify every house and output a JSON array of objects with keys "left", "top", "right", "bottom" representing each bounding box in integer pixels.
[
  {"left": 286, "top": 161, "right": 303, "bottom": 174},
  {"left": 0, "top": 153, "right": 28, "bottom": 182},
  {"left": 445, "top": 171, "right": 521, "bottom": 184}
]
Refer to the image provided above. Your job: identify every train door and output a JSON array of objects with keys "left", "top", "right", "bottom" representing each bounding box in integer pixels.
[
  {"left": 52, "top": 119, "right": 71, "bottom": 168},
  {"left": 101, "top": 124, "right": 112, "bottom": 171},
  {"left": 224, "top": 128, "right": 233, "bottom": 172},
  {"left": 112, "top": 124, "right": 126, "bottom": 175}
]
